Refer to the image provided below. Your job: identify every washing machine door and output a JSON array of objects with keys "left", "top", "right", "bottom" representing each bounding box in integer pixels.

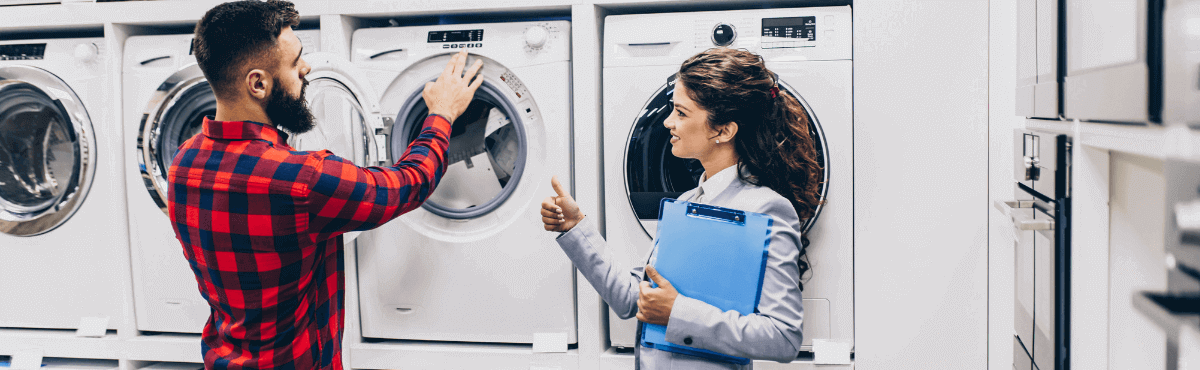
[
  {"left": 0, "top": 65, "right": 96, "bottom": 236},
  {"left": 292, "top": 52, "right": 383, "bottom": 242},
  {"left": 387, "top": 57, "right": 528, "bottom": 220},
  {"left": 625, "top": 75, "right": 829, "bottom": 238},
  {"left": 137, "top": 64, "right": 215, "bottom": 214}
]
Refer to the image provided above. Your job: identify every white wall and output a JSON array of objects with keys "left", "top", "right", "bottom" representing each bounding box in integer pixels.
[
  {"left": 854, "top": 1, "right": 990, "bottom": 368},
  {"left": 988, "top": 0, "right": 1020, "bottom": 368}
]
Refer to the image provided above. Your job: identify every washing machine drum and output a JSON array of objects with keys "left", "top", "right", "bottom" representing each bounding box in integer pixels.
[
  {"left": 625, "top": 76, "right": 829, "bottom": 234},
  {"left": 138, "top": 65, "right": 215, "bottom": 213},
  {"left": 390, "top": 81, "right": 526, "bottom": 220},
  {"left": 0, "top": 66, "right": 95, "bottom": 236},
  {"left": 153, "top": 82, "right": 213, "bottom": 177}
]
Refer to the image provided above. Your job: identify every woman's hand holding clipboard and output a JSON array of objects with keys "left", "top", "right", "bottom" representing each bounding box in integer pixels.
[{"left": 636, "top": 265, "right": 679, "bottom": 326}]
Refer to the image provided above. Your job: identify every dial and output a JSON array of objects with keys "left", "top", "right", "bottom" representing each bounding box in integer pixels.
[
  {"left": 74, "top": 43, "right": 97, "bottom": 63},
  {"left": 711, "top": 23, "right": 736, "bottom": 46},
  {"left": 524, "top": 26, "right": 549, "bottom": 49}
]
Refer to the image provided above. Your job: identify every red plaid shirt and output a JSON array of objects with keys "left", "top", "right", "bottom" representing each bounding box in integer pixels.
[{"left": 167, "top": 115, "right": 450, "bottom": 369}]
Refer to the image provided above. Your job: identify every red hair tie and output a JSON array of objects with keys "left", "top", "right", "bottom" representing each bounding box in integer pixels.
[{"left": 769, "top": 86, "right": 779, "bottom": 98}]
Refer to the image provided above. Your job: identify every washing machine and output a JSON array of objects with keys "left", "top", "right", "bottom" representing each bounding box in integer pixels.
[
  {"left": 0, "top": 37, "right": 128, "bottom": 330},
  {"left": 352, "top": 20, "right": 576, "bottom": 344},
  {"left": 122, "top": 30, "right": 324, "bottom": 334},
  {"left": 604, "top": 7, "right": 854, "bottom": 353}
]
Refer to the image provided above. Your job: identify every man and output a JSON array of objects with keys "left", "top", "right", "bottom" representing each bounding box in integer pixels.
[{"left": 168, "top": 1, "right": 483, "bottom": 368}]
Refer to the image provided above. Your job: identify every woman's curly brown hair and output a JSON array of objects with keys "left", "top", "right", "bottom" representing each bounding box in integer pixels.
[{"left": 676, "top": 47, "right": 825, "bottom": 288}]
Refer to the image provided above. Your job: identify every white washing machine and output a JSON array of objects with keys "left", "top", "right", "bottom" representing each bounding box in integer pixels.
[
  {"left": 352, "top": 20, "right": 576, "bottom": 344},
  {"left": 0, "top": 37, "right": 127, "bottom": 330},
  {"left": 604, "top": 7, "right": 854, "bottom": 353},
  {"left": 122, "top": 30, "right": 323, "bottom": 334}
]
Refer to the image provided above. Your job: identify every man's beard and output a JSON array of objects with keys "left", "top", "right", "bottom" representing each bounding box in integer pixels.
[{"left": 266, "top": 77, "right": 315, "bottom": 134}]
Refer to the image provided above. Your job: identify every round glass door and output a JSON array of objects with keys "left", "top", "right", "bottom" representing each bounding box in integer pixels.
[
  {"left": 292, "top": 77, "right": 373, "bottom": 167},
  {"left": 390, "top": 81, "right": 526, "bottom": 220},
  {"left": 0, "top": 66, "right": 95, "bottom": 236},
  {"left": 625, "top": 76, "right": 829, "bottom": 234},
  {"left": 138, "top": 65, "right": 215, "bottom": 213}
]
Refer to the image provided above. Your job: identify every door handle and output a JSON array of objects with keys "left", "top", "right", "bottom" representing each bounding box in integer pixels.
[
  {"left": 1174, "top": 200, "right": 1200, "bottom": 232},
  {"left": 618, "top": 39, "right": 682, "bottom": 47},
  {"left": 368, "top": 48, "right": 406, "bottom": 59},
  {"left": 995, "top": 200, "right": 1055, "bottom": 231}
]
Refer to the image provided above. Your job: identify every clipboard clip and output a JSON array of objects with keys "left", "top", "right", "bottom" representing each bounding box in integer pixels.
[{"left": 685, "top": 202, "right": 746, "bottom": 226}]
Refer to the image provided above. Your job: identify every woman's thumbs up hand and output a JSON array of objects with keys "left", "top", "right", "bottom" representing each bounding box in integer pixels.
[{"left": 541, "top": 176, "right": 585, "bottom": 232}]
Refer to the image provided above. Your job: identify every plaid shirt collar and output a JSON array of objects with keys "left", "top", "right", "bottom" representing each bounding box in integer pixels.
[{"left": 202, "top": 116, "right": 290, "bottom": 147}]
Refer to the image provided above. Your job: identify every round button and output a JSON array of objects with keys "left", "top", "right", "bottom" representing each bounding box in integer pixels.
[
  {"left": 711, "top": 24, "right": 736, "bottom": 46},
  {"left": 524, "top": 26, "right": 549, "bottom": 49},
  {"left": 74, "top": 43, "right": 98, "bottom": 63},
  {"left": 683, "top": 337, "right": 694, "bottom": 345}
]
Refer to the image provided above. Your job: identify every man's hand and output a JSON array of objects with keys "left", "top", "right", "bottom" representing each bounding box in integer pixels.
[
  {"left": 636, "top": 265, "right": 679, "bottom": 326},
  {"left": 540, "top": 176, "right": 584, "bottom": 232},
  {"left": 423, "top": 49, "right": 484, "bottom": 123}
]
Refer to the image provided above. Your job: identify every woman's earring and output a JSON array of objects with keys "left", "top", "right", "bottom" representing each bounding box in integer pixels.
[{"left": 715, "top": 139, "right": 720, "bottom": 144}]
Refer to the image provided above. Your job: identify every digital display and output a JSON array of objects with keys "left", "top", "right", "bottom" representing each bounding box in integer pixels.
[
  {"left": 762, "top": 17, "right": 817, "bottom": 41},
  {"left": 428, "top": 29, "right": 484, "bottom": 43},
  {"left": 0, "top": 44, "right": 47, "bottom": 60}
]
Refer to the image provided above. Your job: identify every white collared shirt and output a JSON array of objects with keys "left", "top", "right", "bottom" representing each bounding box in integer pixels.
[{"left": 692, "top": 165, "right": 740, "bottom": 204}]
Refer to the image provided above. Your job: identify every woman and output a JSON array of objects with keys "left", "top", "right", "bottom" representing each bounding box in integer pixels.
[{"left": 539, "top": 48, "right": 824, "bottom": 369}]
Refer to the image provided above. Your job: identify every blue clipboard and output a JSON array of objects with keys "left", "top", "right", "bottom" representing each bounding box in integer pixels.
[{"left": 639, "top": 198, "right": 773, "bottom": 365}]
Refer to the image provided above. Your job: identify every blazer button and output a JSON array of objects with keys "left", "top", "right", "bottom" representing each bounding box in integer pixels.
[{"left": 683, "top": 337, "right": 693, "bottom": 345}]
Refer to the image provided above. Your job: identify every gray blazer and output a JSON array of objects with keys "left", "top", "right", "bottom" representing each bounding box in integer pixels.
[{"left": 556, "top": 166, "right": 806, "bottom": 369}]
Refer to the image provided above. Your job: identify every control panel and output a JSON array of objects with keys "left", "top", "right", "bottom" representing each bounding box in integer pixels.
[
  {"left": 428, "top": 29, "right": 485, "bottom": 43},
  {"left": 606, "top": 7, "right": 850, "bottom": 67},
  {"left": 761, "top": 16, "right": 819, "bottom": 49},
  {"left": 762, "top": 16, "right": 817, "bottom": 40},
  {"left": 0, "top": 44, "right": 47, "bottom": 60}
]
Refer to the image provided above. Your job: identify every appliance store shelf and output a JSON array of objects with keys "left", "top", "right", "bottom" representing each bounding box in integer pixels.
[
  {"left": 1131, "top": 292, "right": 1200, "bottom": 370},
  {"left": 0, "top": 328, "right": 121, "bottom": 360},
  {"left": 597, "top": 348, "right": 855, "bottom": 370},
  {"left": 350, "top": 341, "right": 580, "bottom": 369},
  {"left": 121, "top": 333, "right": 203, "bottom": 363},
  {"left": 1025, "top": 119, "right": 1200, "bottom": 163},
  {"left": 0, "top": 0, "right": 579, "bottom": 33},
  {"left": 1132, "top": 292, "right": 1200, "bottom": 335}
]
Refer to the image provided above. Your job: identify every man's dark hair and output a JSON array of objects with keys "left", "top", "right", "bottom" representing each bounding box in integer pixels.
[{"left": 193, "top": 0, "right": 299, "bottom": 98}]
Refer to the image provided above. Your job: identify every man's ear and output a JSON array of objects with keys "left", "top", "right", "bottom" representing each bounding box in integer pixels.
[{"left": 246, "top": 68, "right": 272, "bottom": 101}]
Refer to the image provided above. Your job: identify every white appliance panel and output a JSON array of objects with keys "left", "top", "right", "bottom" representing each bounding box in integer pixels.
[
  {"left": 1063, "top": 0, "right": 1155, "bottom": 123},
  {"left": 0, "top": 37, "right": 127, "bottom": 330},
  {"left": 1162, "top": 1, "right": 1200, "bottom": 126},
  {"left": 1034, "top": 0, "right": 1060, "bottom": 119},
  {"left": 1068, "top": 0, "right": 1140, "bottom": 73},
  {"left": 353, "top": 21, "right": 577, "bottom": 344},
  {"left": 1016, "top": 0, "right": 1038, "bottom": 117}
]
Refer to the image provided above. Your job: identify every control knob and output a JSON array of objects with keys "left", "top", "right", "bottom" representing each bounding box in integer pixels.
[
  {"left": 74, "top": 43, "right": 98, "bottom": 63},
  {"left": 524, "top": 26, "right": 549, "bottom": 49},
  {"left": 712, "top": 23, "right": 736, "bottom": 46}
]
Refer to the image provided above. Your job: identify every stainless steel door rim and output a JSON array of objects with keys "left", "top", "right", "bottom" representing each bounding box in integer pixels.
[{"left": 0, "top": 65, "right": 95, "bottom": 236}]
